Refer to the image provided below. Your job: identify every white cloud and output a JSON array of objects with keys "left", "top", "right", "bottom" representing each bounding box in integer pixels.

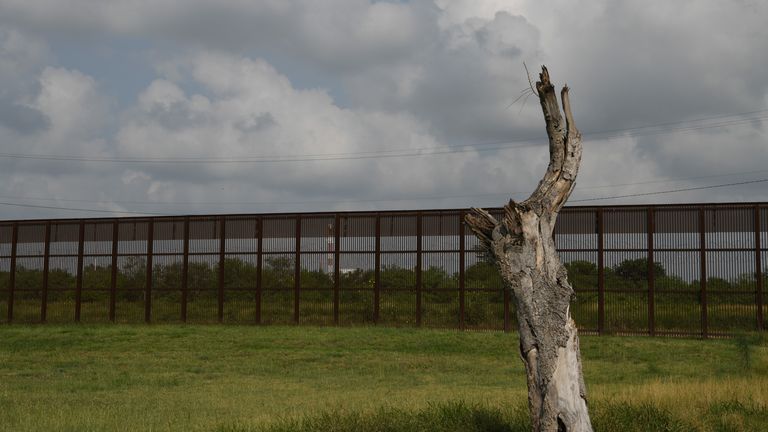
[
  {"left": 0, "top": 27, "right": 121, "bottom": 218},
  {"left": 35, "top": 67, "right": 109, "bottom": 140},
  {"left": 116, "top": 52, "right": 496, "bottom": 204},
  {"left": 0, "top": 27, "right": 51, "bottom": 135},
  {"left": 0, "top": 27, "right": 113, "bottom": 157},
  {"left": 434, "top": 0, "right": 522, "bottom": 27},
  {"left": 0, "top": 65, "right": 113, "bottom": 164}
]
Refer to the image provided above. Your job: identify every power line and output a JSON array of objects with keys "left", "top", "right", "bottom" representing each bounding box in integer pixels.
[
  {"left": 574, "top": 168, "right": 768, "bottom": 191},
  {"left": 1, "top": 178, "right": 766, "bottom": 216},
  {"left": 0, "top": 201, "right": 167, "bottom": 216},
  {"left": 0, "top": 110, "right": 765, "bottom": 164},
  {"left": 2, "top": 168, "right": 767, "bottom": 207},
  {"left": 570, "top": 178, "right": 768, "bottom": 203},
  {"left": 580, "top": 108, "right": 768, "bottom": 137}
]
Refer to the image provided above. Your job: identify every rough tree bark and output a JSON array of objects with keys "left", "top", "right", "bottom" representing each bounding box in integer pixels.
[{"left": 465, "top": 66, "right": 592, "bottom": 432}]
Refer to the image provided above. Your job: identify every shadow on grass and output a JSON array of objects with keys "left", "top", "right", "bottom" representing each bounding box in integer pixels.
[
  {"left": 217, "top": 401, "right": 528, "bottom": 432},
  {"left": 215, "top": 400, "right": 703, "bottom": 432}
]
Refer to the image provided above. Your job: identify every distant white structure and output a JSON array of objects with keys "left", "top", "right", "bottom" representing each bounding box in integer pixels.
[{"left": 326, "top": 223, "right": 360, "bottom": 275}]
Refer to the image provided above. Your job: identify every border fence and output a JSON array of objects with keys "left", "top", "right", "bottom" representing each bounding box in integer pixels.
[{"left": 1, "top": 202, "right": 766, "bottom": 336}]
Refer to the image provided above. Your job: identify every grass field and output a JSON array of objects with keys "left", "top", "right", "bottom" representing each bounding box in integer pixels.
[
  {"left": 6, "top": 294, "right": 764, "bottom": 336},
  {"left": 0, "top": 325, "right": 767, "bottom": 431}
]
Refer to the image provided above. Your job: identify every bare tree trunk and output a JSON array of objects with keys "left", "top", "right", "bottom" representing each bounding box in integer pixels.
[{"left": 466, "top": 66, "right": 592, "bottom": 432}]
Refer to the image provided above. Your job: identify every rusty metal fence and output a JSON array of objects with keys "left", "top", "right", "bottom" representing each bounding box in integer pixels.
[{"left": 1, "top": 203, "right": 765, "bottom": 336}]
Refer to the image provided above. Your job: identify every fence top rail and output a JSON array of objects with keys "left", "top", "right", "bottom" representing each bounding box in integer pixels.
[{"left": 0, "top": 201, "right": 766, "bottom": 225}]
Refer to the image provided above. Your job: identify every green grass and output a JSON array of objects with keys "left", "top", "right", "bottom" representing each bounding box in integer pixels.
[
  {"left": 0, "top": 325, "right": 766, "bottom": 431},
  {"left": 7, "top": 295, "right": 763, "bottom": 336}
]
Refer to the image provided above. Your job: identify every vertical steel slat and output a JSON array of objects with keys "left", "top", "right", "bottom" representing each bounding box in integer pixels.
[
  {"left": 218, "top": 216, "right": 226, "bottom": 323},
  {"left": 255, "top": 217, "right": 263, "bottom": 324},
  {"left": 647, "top": 207, "right": 655, "bottom": 336},
  {"left": 597, "top": 208, "right": 605, "bottom": 335},
  {"left": 7, "top": 223, "right": 18, "bottom": 322},
  {"left": 109, "top": 220, "right": 118, "bottom": 322},
  {"left": 294, "top": 215, "right": 301, "bottom": 323},
  {"left": 699, "top": 207, "right": 708, "bottom": 338},
  {"left": 374, "top": 214, "right": 381, "bottom": 324},
  {"left": 41, "top": 222, "right": 51, "bottom": 322},
  {"left": 181, "top": 218, "right": 190, "bottom": 322},
  {"left": 75, "top": 220, "right": 85, "bottom": 322},
  {"left": 459, "top": 210, "right": 466, "bottom": 330},
  {"left": 416, "top": 212, "right": 422, "bottom": 327},
  {"left": 755, "top": 205, "right": 764, "bottom": 331},
  {"left": 145, "top": 220, "right": 154, "bottom": 323},
  {"left": 333, "top": 215, "right": 340, "bottom": 325}
]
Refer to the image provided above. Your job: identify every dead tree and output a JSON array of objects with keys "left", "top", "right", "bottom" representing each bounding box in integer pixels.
[{"left": 465, "top": 66, "right": 592, "bottom": 431}]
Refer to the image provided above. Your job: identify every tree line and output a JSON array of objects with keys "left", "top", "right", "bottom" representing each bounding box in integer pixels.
[{"left": 1, "top": 257, "right": 764, "bottom": 301}]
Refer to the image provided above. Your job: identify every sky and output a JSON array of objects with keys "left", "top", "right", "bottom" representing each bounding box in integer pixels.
[{"left": 0, "top": 0, "right": 767, "bottom": 220}]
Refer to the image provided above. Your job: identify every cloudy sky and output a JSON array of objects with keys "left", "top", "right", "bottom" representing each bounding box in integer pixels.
[{"left": 1, "top": 0, "right": 767, "bottom": 220}]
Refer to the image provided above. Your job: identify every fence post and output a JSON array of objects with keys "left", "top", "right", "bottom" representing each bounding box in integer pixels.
[
  {"left": 7, "top": 223, "right": 18, "bottom": 322},
  {"left": 181, "top": 218, "right": 189, "bottom": 322},
  {"left": 333, "top": 214, "right": 340, "bottom": 325},
  {"left": 255, "top": 217, "right": 263, "bottom": 324},
  {"left": 75, "top": 220, "right": 85, "bottom": 322},
  {"left": 459, "top": 210, "right": 466, "bottom": 330},
  {"left": 110, "top": 220, "right": 118, "bottom": 322},
  {"left": 41, "top": 222, "right": 51, "bottom": 322},
  {"left": 699, "top": 207, "right": 708, "bottom": 338},
  {"left": 597, "top": 208, "right": 605, "bottom": 335},
  {"left": 647, "top": 207, "right": 655, "bottom": 336},
  {"left": 218, "top": 216, "right": 226, "bottom": 323},
  {"left": 755, "top": 205, "right": 764, "bottom": 331},
  {"left": 145, "top": 220, "right": 154, "bottom": 323},
  {"left": 294, "top": 215, "right": 301, "bottom": 324},
  {"left": 416, "top": 212, "right": 422, "bottom": 327},
  {"left": 374, "top": 214, "right": 381, "bottom": 324}
]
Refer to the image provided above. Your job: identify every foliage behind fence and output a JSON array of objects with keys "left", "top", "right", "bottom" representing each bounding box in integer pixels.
[{"left": 1, "top": 203, "right": 766, "bottom": 336}]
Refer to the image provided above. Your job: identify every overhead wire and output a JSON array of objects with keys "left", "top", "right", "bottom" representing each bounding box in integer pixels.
[
  {"left": 1, "top": 108, "right": 766, "bottom": 216},
  {"left": 1, "top": 168, "right": 767, "bottom": 207},
  {"left": 570, "top": 178, "right": 768, "bottom": 203},
  {"left": 0, "top": 109, "right": 765, "bottom": 164},
  {"left": 0, "top": 201, "right": 168, "bottom": 216},
  {"left": 1, "top": 178, "right": 766, "bottom": 216}
]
